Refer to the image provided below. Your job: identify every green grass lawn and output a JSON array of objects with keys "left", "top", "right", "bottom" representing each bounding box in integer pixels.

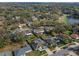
[
  {"left": 26, "top": 50, "right": 47, "bottom": 56},
  {"left": 39, "top": 34, "right": 48, "bottom": 39},
  {"left": 63, "top": 14, "right": 69, "bottom": 24},
  {"left": 26, "top": 34, "right": 36, "bottom": 43},
  {"left": 63, "top": 30, "right": 72, "bottom": 35}
]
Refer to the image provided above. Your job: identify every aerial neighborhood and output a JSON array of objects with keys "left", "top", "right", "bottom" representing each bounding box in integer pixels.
[{"left": 0, "top": 2, "right": 79, "bottom": 56}]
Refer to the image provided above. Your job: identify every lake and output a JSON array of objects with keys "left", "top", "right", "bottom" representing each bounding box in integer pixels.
[{"left": 67, "top": 16, "right": 79, "bottom": 25}]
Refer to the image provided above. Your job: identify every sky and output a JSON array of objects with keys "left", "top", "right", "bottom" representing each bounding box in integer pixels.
[{"left": 0, "top": 0, "right": 79, "bottom": 2}]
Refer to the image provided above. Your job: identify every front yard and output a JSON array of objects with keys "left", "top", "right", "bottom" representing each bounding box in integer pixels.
[{"left": 26, "top": 50, "right": 47, "bottom": 56}]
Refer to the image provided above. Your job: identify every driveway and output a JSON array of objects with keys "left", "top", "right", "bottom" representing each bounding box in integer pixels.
[{"left": 45, "top": 48, "right": 53, "bottom": 55}]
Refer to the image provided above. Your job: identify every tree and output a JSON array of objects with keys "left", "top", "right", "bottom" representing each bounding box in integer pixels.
[
  {"left": 16, "top": 33, "right": 26, "bottom": 42},
  {"left": 0, "top": 36, "right": 5, "bottom": 48}
]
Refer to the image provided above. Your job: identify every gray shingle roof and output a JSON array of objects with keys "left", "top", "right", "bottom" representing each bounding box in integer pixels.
[
  {"left": 14, "top": 45, "right": 32, "bottom": 56},
  {"left": 34, "top": 38, "right": 45, "bottom": 44},
  {"left": 0, "top": 51, "right": 12, "bottom": 56},
  {"left": 50, "top": 49, "right": 69, "bottom": 56}
]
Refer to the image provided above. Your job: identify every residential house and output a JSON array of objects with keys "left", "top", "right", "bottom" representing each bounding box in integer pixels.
[
  {"left": 67, "top": 44, "right": 79, "bottom": 51},
  {"left": 50, "top": 49, "right": 77, "bottom": 56},
  {"left": 44, "top": 26, "right": 54, "bottom": 34},
  {"left": 23, "top": 29, "right": 32, "bottom": 36},
  {"left": 67, "top": 44, "right": 79, "bottom": 55},
  {"left": 13, "top": 44, "right": 32, "bottom": 56},
  {"left": 44, "top": 35, "right": 63, "bottom": 46},
  {"left": 63, "top": 9, "right": 74, "bottom": 14},
  {"left": 0, "top": 51, "right": 12, "bottom": 56},
  {"left": 55, "top": 34, "right": 65, "bottom": 45},
  {"left": 32, "top": 27, "right": 44, "bottom": 35},
  {"left": 44, "top": 37, "right": 56, "bottom": 46},
  {"left": 31, "top": 38, "right": 47, "bottom": 51},
  {"left": 71, "top": 33, "right": 79, "bottom": 39},
  {"left": 51, "top": 44, "right": 79, "bottom": 56},
  {"left": 72, "top": 28, "right": 79, "bottom": 33}
]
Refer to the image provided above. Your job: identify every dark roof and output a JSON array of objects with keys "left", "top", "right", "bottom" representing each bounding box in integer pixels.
[
  {"left": 14, "top": 45, "right": 32, "bottom": 56},
  {"left": 67, "top": 45, "right": 79, "bottom": 51},
  {"left": 33, "top": 38, "right": 45, "bottom": 44},
  {"left": 72, "top": 28, "right": 78, "bottom": 33},
  {"left": 32, "top": 38, "right": 46, "bottom": 50},
  {"left": 50, "top": 49, "right": 69, "bottom": 56},
  {"left": 44, "top": 37, "right": 55, "bottom": 43},
  {"left": 0, "top": 51, "right": 12, "bottom": 56}
]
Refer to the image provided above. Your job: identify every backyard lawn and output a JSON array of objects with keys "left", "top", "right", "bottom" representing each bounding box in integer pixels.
[{"left": 26, "top": 34, "right": 36, "bottom": 43}]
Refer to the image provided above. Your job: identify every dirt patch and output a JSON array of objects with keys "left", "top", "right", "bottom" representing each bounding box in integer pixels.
[{"left": 0, "top": 42, "right": 24, "bottom": 52}]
